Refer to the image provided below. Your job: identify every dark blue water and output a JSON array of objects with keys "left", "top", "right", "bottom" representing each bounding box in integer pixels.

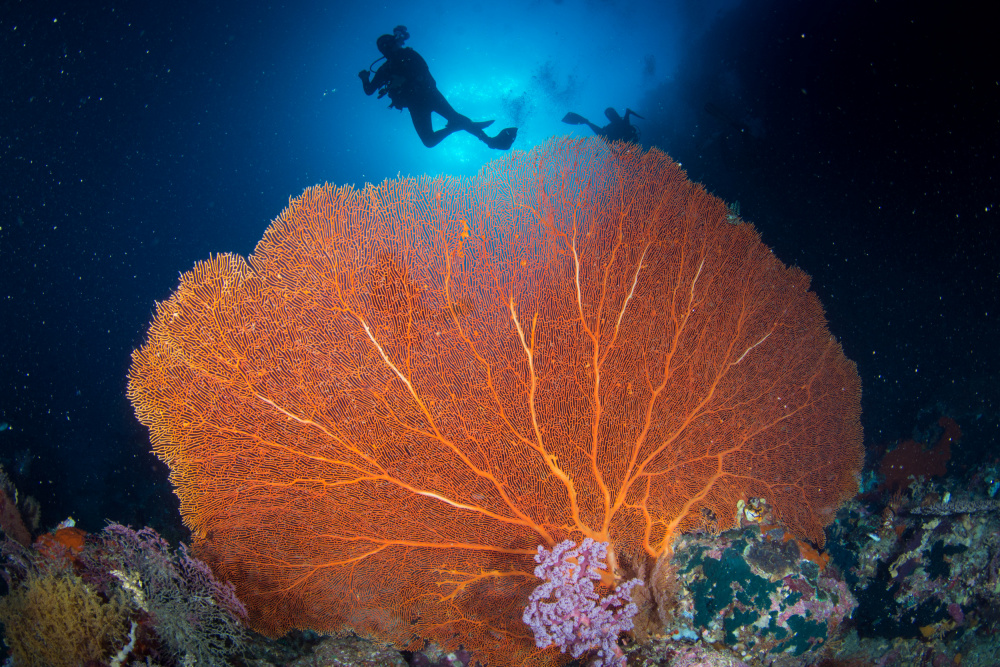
[{"left": 1, "top": 0, "right": 996, "bottom": 540}]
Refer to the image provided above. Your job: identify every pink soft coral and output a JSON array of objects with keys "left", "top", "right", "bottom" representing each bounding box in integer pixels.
[{"left": 522, "top": 539, "right": 640, "bottom": 667}]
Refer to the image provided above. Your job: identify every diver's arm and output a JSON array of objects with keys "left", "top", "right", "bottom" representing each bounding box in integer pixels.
[
  {"left": 623, "top": 108, "right": 644, "bottom": 123},
  {"left": 359, "top": 66, "right": 388, "bottom": 96},
  {"left": 359, "top": 70, "right": 376, "bottom": 96}
]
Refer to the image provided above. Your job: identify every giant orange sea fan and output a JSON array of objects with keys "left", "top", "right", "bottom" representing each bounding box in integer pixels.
[{"left": 128, "top": 138, "right": 862, "bottom": 665}]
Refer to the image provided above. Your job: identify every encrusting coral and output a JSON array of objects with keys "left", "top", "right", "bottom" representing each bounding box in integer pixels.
[{"left": 128, "top": 137, "right": 863, "bottom": 665}]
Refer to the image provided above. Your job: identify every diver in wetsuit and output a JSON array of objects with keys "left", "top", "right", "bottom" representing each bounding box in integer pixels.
[
  {"left": 562, "top": 107, "right": 643, "bottom": 143},
  {"left": 359, "top": 26, "right": 518, "bottom": 150}
]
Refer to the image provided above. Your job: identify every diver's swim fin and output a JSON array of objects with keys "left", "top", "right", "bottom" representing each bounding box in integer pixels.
[
  {"left": 562, "top": 112, "right": 588, "bottom": 125},
  {"left": 486, "top": 127, "right": 517, "bottom": 150},
  {"left": 471, "top": 119, "right": 495, "bottom": 130}
]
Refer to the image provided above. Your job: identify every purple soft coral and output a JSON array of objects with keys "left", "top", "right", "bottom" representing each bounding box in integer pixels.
[{"left": 522, "top": 538, "right": 640, "bottom": 667}]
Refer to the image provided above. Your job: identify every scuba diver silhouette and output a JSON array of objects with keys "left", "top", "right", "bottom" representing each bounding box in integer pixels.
[
  {"left": 359, "top": 26, "right": 518, "bottom": 150},
  {"left": 562, "top": 107, "right": 643, "bottom": 143}
]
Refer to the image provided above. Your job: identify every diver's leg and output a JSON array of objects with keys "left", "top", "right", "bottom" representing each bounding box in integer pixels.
[
  {"left": 422, "top": 88, "right": 515, "bottom": 149},
  {"left": 429, "top": 90, "right": 494, "bottom": 140},
  {"left": 409, "top": 105, "right": 461, "bottom": 148}
]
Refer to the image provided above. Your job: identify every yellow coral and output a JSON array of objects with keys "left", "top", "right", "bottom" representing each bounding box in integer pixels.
[{"left": 0, "top": 570, "right": 130, "bottom": 667}]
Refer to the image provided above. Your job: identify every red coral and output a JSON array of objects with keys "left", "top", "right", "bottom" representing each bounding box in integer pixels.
[
  {"left": 128, "top": 139, "right": 862, "bottom": 665},
  {"left": 879, "top": 416, "right": 960, "bottom": 492},
  {"left": 33, "top": 526, "right": 87, "bottom": 568},
  {"left": 0, "top": 483, "right": 31, "bottom": 548}
]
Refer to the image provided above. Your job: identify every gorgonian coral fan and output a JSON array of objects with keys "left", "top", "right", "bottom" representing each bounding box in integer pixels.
[{"left": 128, "top": 138, "right": 862, "bottom": 665}]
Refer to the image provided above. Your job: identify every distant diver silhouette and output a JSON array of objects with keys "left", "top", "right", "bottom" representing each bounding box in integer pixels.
[
  {"left": 359, "top": 26, "right": 517, "bottom": 150},
  {"left": 562, "top": 107, "right": 643, "bottom": 143}
]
